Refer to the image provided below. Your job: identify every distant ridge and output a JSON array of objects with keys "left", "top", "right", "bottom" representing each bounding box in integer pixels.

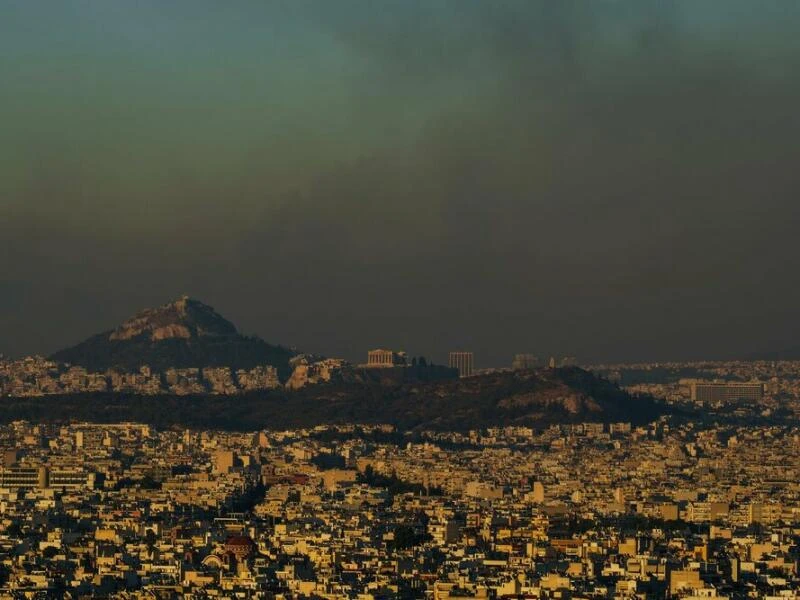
[
  {"left": 0, "top": 367, "right": 671, "bottom": 431},
  {"left": 50, "top": 296, "right": 296, "bottom": 377}
]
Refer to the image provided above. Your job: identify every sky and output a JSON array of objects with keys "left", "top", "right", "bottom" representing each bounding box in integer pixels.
[{"left": 1, "top": 1, "right": 800, "bottom": 366}]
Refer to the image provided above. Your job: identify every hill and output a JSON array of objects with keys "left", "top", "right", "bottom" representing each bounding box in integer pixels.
[
  {"left": 50, "top": 296, "right": 296, "bottom": 378},
  {"left": 0, "top": 367, "right": 670, "bottom": 431}
]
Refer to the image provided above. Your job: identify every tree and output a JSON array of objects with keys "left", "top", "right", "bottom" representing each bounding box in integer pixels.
[
  {"left": 392, "top": 525, "right": 417, "bottom": 550},
  {"left": 144, "top": 529, "right": 158, "bottom": 547}
]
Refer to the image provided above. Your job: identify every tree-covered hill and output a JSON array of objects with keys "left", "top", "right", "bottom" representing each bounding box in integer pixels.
[{"left": 0, "top": 367, "right": 670, "bottom": 431}]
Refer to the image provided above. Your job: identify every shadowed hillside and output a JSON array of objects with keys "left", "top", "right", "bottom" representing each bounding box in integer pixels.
[{"left": 0, "top": 367, "right": 670, "bottom": 431}]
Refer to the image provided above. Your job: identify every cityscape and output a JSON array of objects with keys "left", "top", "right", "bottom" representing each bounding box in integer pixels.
[
  {"left": 0, "top": 402, "right": 799, "bottom": 597},
  {"left": 0, "top": 298, "right": 799, "bottom": 597},
  {"left": 3, "top": 1, "right": 800, "bottom": 598}
]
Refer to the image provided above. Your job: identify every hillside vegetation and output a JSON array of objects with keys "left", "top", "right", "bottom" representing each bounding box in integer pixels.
[{"left": 0, "top": 367, "right": 668, "bottom": 431}]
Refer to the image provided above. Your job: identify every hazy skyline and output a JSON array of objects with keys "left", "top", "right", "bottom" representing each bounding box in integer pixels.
[{"left": 2, "top": 1, "right": 800, "bottom": 365}]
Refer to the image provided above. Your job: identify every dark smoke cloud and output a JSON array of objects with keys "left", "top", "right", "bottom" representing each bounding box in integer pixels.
[{"left": 1, "top": 1, "right": 799, "bottom": 364}]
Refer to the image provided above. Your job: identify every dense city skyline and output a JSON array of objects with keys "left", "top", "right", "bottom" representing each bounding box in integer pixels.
[{"left": 2, "top": 1, "right": 800, "bottom": 364}]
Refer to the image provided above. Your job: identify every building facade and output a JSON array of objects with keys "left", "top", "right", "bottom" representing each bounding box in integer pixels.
[{"left": 690, "top": 382, "right": 764, "bottom": 403}]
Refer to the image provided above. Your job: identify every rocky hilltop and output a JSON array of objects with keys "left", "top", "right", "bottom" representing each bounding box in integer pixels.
[
  {"left": 108, "top": 296, "right": 237, "bottom": 341},
  {"left": 50, "top": 296, "right": 296, "bottom": 377}
]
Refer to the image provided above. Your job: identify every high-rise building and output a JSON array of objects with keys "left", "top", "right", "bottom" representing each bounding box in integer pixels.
[
  {"left": 449, "top": 352, "right": 474, "bottom": 378},
  {"left": 689, "top": 382, "right": 763, "bottom": 403}
]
